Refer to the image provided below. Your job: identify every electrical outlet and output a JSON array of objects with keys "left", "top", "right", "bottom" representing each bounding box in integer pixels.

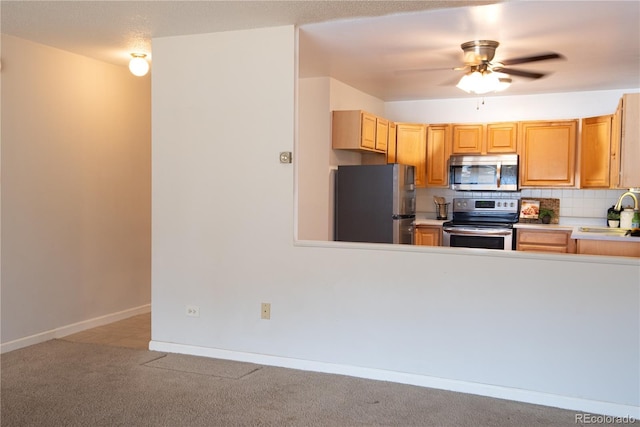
[
  {"left": 186, "top": 305, "right": 200, "bottom": 317},
  {"left": 261, "top": 303, "right": 271, "bottom": 320}
]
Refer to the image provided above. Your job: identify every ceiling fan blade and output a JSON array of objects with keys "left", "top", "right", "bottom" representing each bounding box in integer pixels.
[
  {"left": 439, "top": 74, "right": 464, "bottom": 87},
  {"left": 394, "top": 66, "right": 459, "bottom": 75},
  {"left": 498, "top": 53, "right": 564, "bottom": 66},
  {"left": 493, "top": 67, "right": 546, "bottom": 79}
]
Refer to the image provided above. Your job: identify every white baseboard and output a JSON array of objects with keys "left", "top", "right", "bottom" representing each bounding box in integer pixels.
[
  {"left": 149, "top": 340, "right": 639, "bottom": 420},
  {"left": 1, "top": 304, "right": 151, "bottom": 354}
]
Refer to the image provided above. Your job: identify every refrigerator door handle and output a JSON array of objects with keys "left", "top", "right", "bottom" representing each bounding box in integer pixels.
[{"left": 392, "top": 214, "right": 416, "bottom": 220}]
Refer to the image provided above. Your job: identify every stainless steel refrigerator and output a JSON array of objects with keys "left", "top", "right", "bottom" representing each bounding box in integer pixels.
[{"left": 334, "top": 164, "right": 416, "bottom": 244}]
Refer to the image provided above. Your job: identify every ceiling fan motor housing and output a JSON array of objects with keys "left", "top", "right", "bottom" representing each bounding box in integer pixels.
[{"left": 461, "top": 40, "right": 499, "bottom": 65}]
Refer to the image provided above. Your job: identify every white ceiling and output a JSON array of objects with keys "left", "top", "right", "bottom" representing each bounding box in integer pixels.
[
  {"left": 299, "top": 1, "right": 640, "bottom": 100},
  {"left": 2, "top": 1, "right": 639, "bottom": 101}
]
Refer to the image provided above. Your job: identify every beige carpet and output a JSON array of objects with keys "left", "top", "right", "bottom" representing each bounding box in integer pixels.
[
  {"left": 144, "top": 353, "right": 261, "bottom": 379},
  {"left": 1, "top": 339, "right": 595, "bottom": 426}
]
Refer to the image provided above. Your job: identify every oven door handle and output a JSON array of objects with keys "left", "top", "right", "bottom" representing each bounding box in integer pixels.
[{"left": 443, "top": 227, "right": 512, "bottom": 236}]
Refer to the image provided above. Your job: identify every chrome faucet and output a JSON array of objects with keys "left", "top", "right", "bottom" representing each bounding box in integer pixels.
[{"left": 614, "top": 191, "right": 639, "bottom": 211}]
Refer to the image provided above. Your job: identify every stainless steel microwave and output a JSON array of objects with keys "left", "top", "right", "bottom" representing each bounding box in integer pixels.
[{"left": 449, "top": 154, "right": 519, "bottom": 191}]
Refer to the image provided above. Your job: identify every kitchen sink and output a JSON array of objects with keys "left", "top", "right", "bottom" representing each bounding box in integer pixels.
[{"left": 578, "top": 226, "right": 629, "bottom": 235}]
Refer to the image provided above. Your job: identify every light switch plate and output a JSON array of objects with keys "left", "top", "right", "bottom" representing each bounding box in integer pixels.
[{"left": 279, "top": 151, "right": 292, "bottom": 164}]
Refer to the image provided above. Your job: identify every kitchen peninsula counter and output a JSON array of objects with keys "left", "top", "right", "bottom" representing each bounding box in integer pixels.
[
  {"left": 514, "top": 221, "right": 638, "bottom": 243},
  {"left": 515, "top": 220, "right": 639, "bottom": 259}
]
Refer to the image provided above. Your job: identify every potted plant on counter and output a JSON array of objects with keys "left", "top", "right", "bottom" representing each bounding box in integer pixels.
[
  {"left": 607, "top": 207, "right": 620, "bottom": 228},
  {"left": 539, "top": 208, "right": 554, "bottom": 224}
]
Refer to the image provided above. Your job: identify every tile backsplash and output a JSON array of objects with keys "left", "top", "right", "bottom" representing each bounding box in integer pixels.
[{"left": 418, "top": 187, "right": 637, "bottom": 221}]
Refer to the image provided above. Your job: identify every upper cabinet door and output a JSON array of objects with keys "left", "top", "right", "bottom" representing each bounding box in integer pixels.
[
  {"left": 580, "top": 115, "right": 612, "bottom": 188},
  {"left": 375, "top": 117, "right": 389, "bottom": 152},
  {"left": 616, "top": 93, "right": 640, "bottom": 188},
  {"left": 395, "top": 123, "right": 427, "bottom": 188},
  {"left": 486, "top": 123, "right": 517, "bottom": 153},
  {"left": 386, "top": 122, "right": 397, "bottom": 163},
  {"left": 361, "top": 112, "right": 377, "bottom": 150},
  {"left": 452, "top": 123, "right": 517, "bottom": 154},
  {"left": 426, "top": 124, "right": 451, "bottom": 187},
  {"left": 519, "top": 120, "right": 578, "bottom": 187},
  {"left": 452, "top": 124, "right": 483, "bottom": 154}
]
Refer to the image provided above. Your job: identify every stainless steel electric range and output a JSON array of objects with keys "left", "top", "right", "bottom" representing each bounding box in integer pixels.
[{"left": 442, "top": 198, "right": 520, "bottom": 250}]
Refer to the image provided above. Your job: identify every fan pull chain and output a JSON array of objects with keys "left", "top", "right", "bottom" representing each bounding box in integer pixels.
[{"left": 476, "top": 97, "right": 486, "bottom": 110}]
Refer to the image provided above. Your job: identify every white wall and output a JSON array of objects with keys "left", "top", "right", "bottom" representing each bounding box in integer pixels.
[
  {"left": 298, "top": 78, "right": 385, "bottom": 240},
  {"left": 384, "top": 89, "right": 637, "bottom": 124},
  {"left": 0, "top": 35, "right": 152, "bottom": 350},
  {"left": 297, "top": 78, "right": 332, "bottom": 241},
  {"left": 150, "top": 26, "right": 639, "bottom": 417}
]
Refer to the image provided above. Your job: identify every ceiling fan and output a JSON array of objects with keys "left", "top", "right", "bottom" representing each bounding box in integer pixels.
[
  {"left": 453, "top": 40, "right": 564, "bottom": 94},
  {"left": 457, "top": 40, "right": 563, "bottom": 79}
]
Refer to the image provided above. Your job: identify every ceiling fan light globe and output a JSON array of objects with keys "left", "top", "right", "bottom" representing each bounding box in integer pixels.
[
  {"left": 456, "top": 73, "right": 474, "bottom": 93},
  {"left": 475, "top": 72, "right": 500, "bottom": 94},
  {"left": 457, "top": 70, "right": 505, "bottom": 95}
]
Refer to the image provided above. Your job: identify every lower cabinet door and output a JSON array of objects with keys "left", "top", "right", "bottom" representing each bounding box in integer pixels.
[
  {"left": 415, "top": 226, "right": 442, "bottom": 246},
  {"left": 516, "top": 229, "right": 576, "bottom": 253}
]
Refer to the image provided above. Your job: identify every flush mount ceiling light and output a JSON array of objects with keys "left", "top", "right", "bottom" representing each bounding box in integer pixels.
[
  {"left": 456, "top": 65, "right": 511, "bottom": 95},
  {"left": 128, "top": 53, "right": 149, "bottom": 77}
]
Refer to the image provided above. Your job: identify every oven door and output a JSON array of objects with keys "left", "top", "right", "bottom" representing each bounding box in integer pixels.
[{"left": 442, "top": 226, "right": 513, "bottom": 250}]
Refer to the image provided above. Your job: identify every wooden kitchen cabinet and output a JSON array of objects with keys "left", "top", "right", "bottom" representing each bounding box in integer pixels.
[
  {"left": 415, "top": 225, "right": 442, "bottom": 246},
  {"left": 426, "top": 124, "right": 451, "bottom": 187},
  {"left": 516, "top": 229, "right": 576, "bottom": 254},
  {"left": 518, "top": 120, "right": 578, "bottom": 187},
  {"left": 451, "top": 122, "right": 517, "bottom": 155},
  {"left": 452, "top": 124, "right": 483, "bottom": 154},
  {"left": 487, "top": 122, "right": 518, "bottom": 153},
  {"left": 580, "top": 115, "right": 613, "bottom": 188},
  {"left": 392, "top": 123, "right": 427, "bottom": 187},
  {"left": 386, "top": 121, "right": 397, "bottom": 162},
  {"left": 611, "top": 93, "right": 640, "bottom": 188},
  {"left": 375, "top": 117, "right": 389, "bottom": 152},
  {"left": 577, "top": 239, "right": 640, "bottom": 258},
  {"left": 332, "top": 110, "right": 386, "bottom": 154}
]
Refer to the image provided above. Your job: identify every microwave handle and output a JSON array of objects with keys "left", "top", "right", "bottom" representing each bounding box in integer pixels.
[{"left": 496, "top": 162, "right": 502, "bottom": 188}]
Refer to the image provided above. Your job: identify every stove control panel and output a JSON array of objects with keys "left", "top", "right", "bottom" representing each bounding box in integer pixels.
[{"left": 453, "top": 198, "right": 519, "bottom": 213}]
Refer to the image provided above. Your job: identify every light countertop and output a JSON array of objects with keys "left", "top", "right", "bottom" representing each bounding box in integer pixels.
[
  {"left": 517, "top": 223, "right": 638, "bottom": 242},
  {"left": 514, "top": 221, "right": 640, "bottom": 242},
  {"left": 414, "top": 212, "right": 447, "bottom": 226},
  {"left": 570, "top": 227, "right": 639, "bottom": 242},
  {"left": 415, "top": 213, "right": 640, "bottom": 242},
  {"left": 514, "top": 223, "right": 574, "bottom": 231}
]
